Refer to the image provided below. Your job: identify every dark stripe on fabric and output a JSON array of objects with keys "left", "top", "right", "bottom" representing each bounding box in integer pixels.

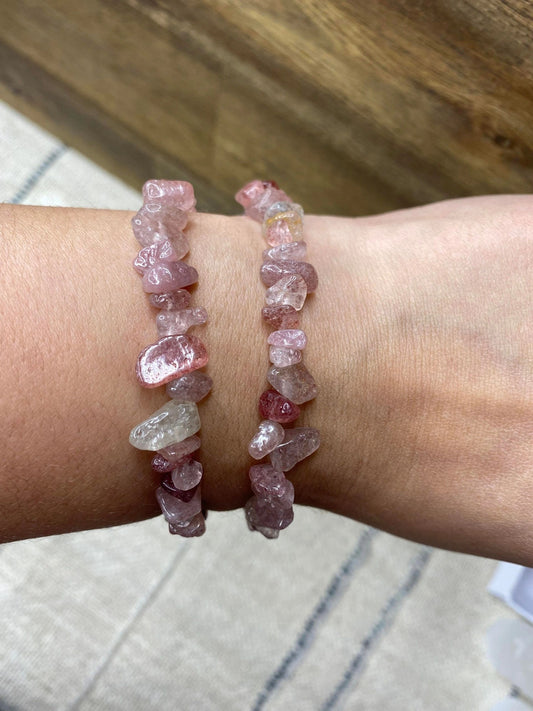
[
  {"left": 9, "top": 145, "right": 67, "bottom": 204},
  {"left": 252, "top": 527, "right": 379, "bottom": 711},
  {"left": 321, "top": 547, "right": 432, "bottom": 711}
]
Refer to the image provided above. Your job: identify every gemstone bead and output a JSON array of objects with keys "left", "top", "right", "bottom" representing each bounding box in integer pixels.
[
  {"left": 132, "top": 202, "right": 188, "bottom": 246},
  {"left": 249, "top": 464, "right": 295, "bottom": 507},
  {"left": 160, "top": 472, "right": 198, "bottom": 500},
  {"left": 149, "top": 289, "right": 191, "bottom": 311},
  {"left": 260, "top": 260, "right": 318, "bottom": 292},
  {"left": 261, "top": 304, "right": 299, "bottom": 330},
  {"left": 168, "top": 512, "right": 206, "bottom": 537},
  {"left": 171, "top": 457, "right": 203, "bottom": 490},
  {"left": 258, "top": 389, "right": 300, "bottom": 423},
  {"left": 245, "top": 496, "right": 294, "bottom": 531},
  {"left": 234, "top": 181, "right": 291, "bottom": 222},
  {"left": 129, "top": 400, "right": 200, "bottom": 451},
  {"left": 262, "top": 202, "right": 304, "bottom": 246},
  {"left": 136, "top": 334, "right": 208, "bottom": 388},
  {"left": 166, "top": 371, "right": 213, "bottom": 402},
  {"left": 269, "top": 346, "right": 302, "bottom": 367},
  {"left": 142, "top": 261, "right": 198, "bottom": 294},
  {"left": 265, "top": 274, "right": 307, "bottom": 311},
  {"left": 156, "top": 307, "right": 208, "bottom": 336},
  {"left": 156, "top": 485, "right": 202, "bottom": 524},
  {"left": 267, "top": 362, "right": 318, "bottom": 404},
  {"left": 267, "top": 329, "right": 307, "bottom": 349},
  {"left": 158, "top": 435, "right": 201, "bottom": 462},
  {"left": 263, "top": 241, "right": 307, "bottom": 262},
  {"left": 142, "top": 180, "right": 197, "bottom": 212},
  {"left": 248, "top": 420, "right": 285, "bottom": 459},
  {"left": 133, "top": 240, "right": 179, "bottom": 274},
  {"left": 269, "top": 427, "right": 320, "bottom": 471},
  {"left": 151, "top": 453, "right": 175, "bottom": 473}
]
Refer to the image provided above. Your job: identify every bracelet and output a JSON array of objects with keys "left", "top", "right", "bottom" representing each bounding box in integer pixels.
[
  {"left": 128, "top": 180, "right": 210, "bottom": 538},
  {"left": 235, "top": 180, "right": 320, "bottom": 539}
]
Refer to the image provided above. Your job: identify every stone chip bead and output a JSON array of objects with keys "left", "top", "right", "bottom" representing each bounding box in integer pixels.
[
  {"left": 142, "top": 179, "right": 197, "bottom": 212},
  {"left": 171, "top": 457, "right": 203, "bottom": 491},
  {"left": 258, "top": 389, "right": 300, "bottom": 423},
  {"left": 267, "top": 329, "right": 307, "bottom": 349},
  {"left": 132, "top": 202, "right": 188, "bottom": 246},
  {"left": 260, "top": 260, "right": 318, "bottom": 292},
  {"left": 267, "top": 362, "right": 318, "bottom": 405},
  {"left": 156, "top": 485, "right": 202, "bottom": 524},
  {"left": 133, "top": 240, "right": 179, "bottom": 274},
  {"left": 149, "top": 289, "right": 191, "bottom": 311},
  {"left": 249, "top": 463, "right": 295, "bottom": 508},
  {"left": 265, "top": 274, "right": 307, "bottom": 311},
  {"left": 158, "top": 435, "right": 201, "bottom": 463},
  {"left": 168, "top": 513, "right": 206, "bottom": 538},
  {"left": 261, "top": 304, "right": 299, "bottom": 330},
  {"left": 166, "top": 371, "right": 213, "bottom": 403},
  {"left": 263, "top": 240, "right": 307, "bottom": 262},
  {"left": 269, "top": 346, "right": 302, "bottom": 367},
  {"left": 234, "top": 180, "right": 291, "bottom": 222},
  {"left": 156, "top": 307, "right": 208, "bottom": 336},
  {"left": 269, "top": 427, "right": 321, "bottom": 471},
  {"left": 262, "top": 202, "right": 304, "bottom": 246},
  {"left": 248, "top": 420, "right": 285, "bottom": 459},
  {"left": 129, "top": 400, "right": 200, "bottom": 451},
  {"left": 142, "top": 261, "right": 198, "bottom": 294},
  {"left": 245, "top": 496, "right": 294, "bottom": 534},
  {"left": 136, "top": 334, "right": 208, "bottom": 388}
]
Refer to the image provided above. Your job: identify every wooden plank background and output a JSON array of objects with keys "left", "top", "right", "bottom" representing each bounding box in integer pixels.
[{"left": 1, "top": 0, "right": 532, "bottom": 214}]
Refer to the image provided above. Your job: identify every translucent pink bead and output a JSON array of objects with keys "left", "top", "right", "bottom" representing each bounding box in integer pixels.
[
  {"left": 265, "top": 274, "right": 307, "bottom": 311},
  {"left": 269, "top": 346, "right": 302, "bottom": 367},
  {"left": 262, "top": 202, "right": 304, "bottom": 246},
  {"left": 155, "top": 485, "right": 202, "bottom": 524},
  {"left": 160, "top": 473, "right": 198, "bottom": 500},
  {"left": 136, "top": 334, "right": 208, "bottom": 388},
  {"left": 260, "top": 260, "right": 318, "bottom": 292},
  {"left": 142, "top": 261, "right": 198, "bottom": 294},
  {"left": 142, "top": 180, "right": 197, "bottom": 212},
  {"left": 133, "top": 240, "right": 179, "bottom": 274},
  {"left": 269, "top": 427, "right": 320, "bottom": 471},
  {"left": 166, "top": 371, "right": 213, "bottom": 402},
  {"left": 149, "top": 289, "right": 191, "bottom": 311},
  {"left": 261, "top": 304, "right": 299, "bottom": 330},
  {"left": 171, "top": 457, "right": 203, "bottom": 491},
  {"left": 131, "top": 202, "right": 188, "bottom": 246},
  {"left": 245, "top": 496, "right": 294, "bottom": 531},
  {"left": 169, "top": 512, "right": 206, "bottom": 537},
  {"left": 267, "top": 362, "right": 318, "bottom": 404},
  {"left": 248, "top": 420, "right": 284, "bottom": 459},
  {"left": 249, "top": 464, "right": 295, "bottom": 507},
  {"left": 234, "top": 180, "right": 291, "bottom": 222},
  {"left": 258, "top": 389, "right": 300, "bottom": 423},
  {"left": 267, "top": 329, "right": 307, "bottom": 349},
  {"left": 158, "top": 435, "right": 201, "bottom": 462},
  {"left": 263, "top": 241, "right": 307, "bottom": 262},
  {"left": 156, "top": 307, "right": 208, "bottom": 336}
]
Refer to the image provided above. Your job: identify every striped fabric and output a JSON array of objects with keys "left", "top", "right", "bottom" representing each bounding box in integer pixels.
[{"left": 0, "top": 99, "right": 515, "bottom": 710}]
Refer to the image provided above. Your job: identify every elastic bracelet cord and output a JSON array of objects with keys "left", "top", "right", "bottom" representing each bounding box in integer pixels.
[
  {"left": 235, "top": 180, "right": 320, "bottom": 539},
  {"left": 128, "top": 180, "right": 210, "bottom": 538}
]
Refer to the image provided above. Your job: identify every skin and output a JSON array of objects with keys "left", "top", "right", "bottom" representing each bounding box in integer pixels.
[{"left": 0, "top": 196, "right": 531, "bottom": 564}]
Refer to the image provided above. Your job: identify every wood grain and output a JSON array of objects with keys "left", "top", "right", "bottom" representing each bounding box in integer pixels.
[{"left": 1, "top": 0, "right": 533, "bottom": 214}]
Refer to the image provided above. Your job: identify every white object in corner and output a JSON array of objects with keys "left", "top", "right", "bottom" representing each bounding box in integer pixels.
[{"left": 488, "top": 563, "right": 533, "bottom": 623}]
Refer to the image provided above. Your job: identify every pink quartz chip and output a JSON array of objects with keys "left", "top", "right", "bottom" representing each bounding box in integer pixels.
[
  {"left": 156, "top": 307, "right": 208, "bottom": 336},
  {"left": 261, "top": 304, "right": 299, "bottom": 330},
  {"left": 133, "top": 240, "right": 179, "bottom": 274},
  {"left": 234, "top": 180, "right": 291, "bottom": 222},
  {"left": 166, "top": 371, "right": 213, "bottom": 402},
  {"left": 142, "top": 180, "right": 197, "bottom": 212},
  {"left": 267, "top": 362, "right": 318, "bottom": 404},
  {"left": 156, "top": 485, "right": 202, "bottom": 524},
  {"left": 258, "top": 389, "right": 300, "bottom": 424},
  {"left": 158, "top": 435, "right": 201, "bottom": 462},
  {"left": 269, "top": 346, "right": 302, "bottom": 367},
  {"left": 248, "top": 420, "right": 284, "bottom": 459},
  {"left": 245, "top": 496, "right": 294, "bottom": 531},
  {"left": 136, "top": 334, "right": 208, "bottom": 387},
  {"left": 151, "top": 453, "right": 175, "bottom": 473},
  {"left": 168, "top": 512, "right": 206, "bottom": 537},
  {"left": 142, "top": 261, "right": 198, "bottom": 293},
  {"left": 149, "top": 289, "right": 191, "bottom": 311},
  {"left": 265, "top": 274, "right": 307, "bottom": 311},
  {"left": 263, "top": 241, "right": 307, "bottom": 262},
  {"left": 267, "top": 329, "right": 307, "bottom": 349},
  {"left": 249, "top": 464, "right": 295, "bottom": 508},
  {"left": 260, "top": 260, "right": 318, "bottom": 292},
  {"left": 269, "top": 427, "right": 320, "bottom": 472},
  {"left": 171, "top": 457, "right": 203, "bottom": 491},
  {"left": 131, "top": 202, "right": 188, "bottom": 246}
]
